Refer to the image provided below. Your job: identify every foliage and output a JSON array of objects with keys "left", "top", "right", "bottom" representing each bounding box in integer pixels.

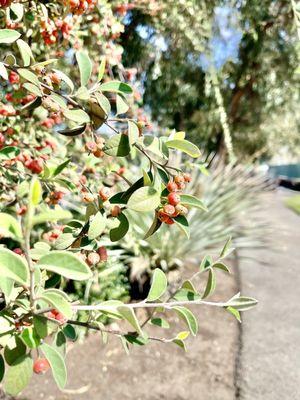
[
  {"left": 120, "top": 0, "right": 300, "bottom": 160},
  {"left": 0, "top": 0, "right": 256, "bottom": 396},
  {"left": 122, "top": 162, "right": 271, "bottom": 279}
]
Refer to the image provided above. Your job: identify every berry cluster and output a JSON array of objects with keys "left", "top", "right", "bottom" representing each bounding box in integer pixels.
[
  {"left": 85, "top": 136, "right": 106, "bottom": 158},
  {"left": 41, "top": 17, "right": 73, "bottom": 45},
  {"left": 158, "top": 174, "right": 191, "bottom": 225},
  {"left": 66, "top": 0, "right": 97, "bottom": 15},
  {"left": 79, "top": 246, "right": 108, "bottom": 266}
]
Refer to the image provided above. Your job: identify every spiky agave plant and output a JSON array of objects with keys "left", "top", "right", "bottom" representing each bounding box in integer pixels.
[{"left": 121, "top": 162, "right": 272, "bottom": 281}]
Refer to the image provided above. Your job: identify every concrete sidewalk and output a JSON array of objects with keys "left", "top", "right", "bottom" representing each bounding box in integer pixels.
[{"left": 237, "top": 190, "right": 300, "bottom": 399}]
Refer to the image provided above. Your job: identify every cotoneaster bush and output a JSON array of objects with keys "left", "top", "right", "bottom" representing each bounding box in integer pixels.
[{"left": 0, "top": 1, "right": 256, "bottom": 396}]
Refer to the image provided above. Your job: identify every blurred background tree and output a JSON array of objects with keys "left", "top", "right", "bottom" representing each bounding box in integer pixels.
[{"left": 119, "top": 0, "right": 300, "bottom": 161}]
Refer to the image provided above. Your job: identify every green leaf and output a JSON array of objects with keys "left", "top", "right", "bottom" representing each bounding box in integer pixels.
[
  {"left": 181, "top": 280, "right": 197, "bottom": 293},
  {"left": 49, "top": 93, "right": 67, "bottom": 109},
  {"left": 202, "top": 268, "right": 216, "bottom": 299},
  {"left": 75, "top": 86, "right": 90, "bottom": 100},
  {"left": 166, "top": 139, "right": 201, "bottom": 158},
  {"left": 94, "top": 92, "right": 111, "bottom": 115},
  {"left": 127, "top": 186, "right": 160, "bottom": 212},
  {"left": 52, "top": 159, "right": 70, "bottom": 177},
  {"left": 23, "top": 82, "right": 43, "bottom": 96},
  {"left": 40, "top": 343, "right": 67, "bottom": 390},
  {"left": 0, "top": 62, "right": 8, "bottom": 80},
  {"left": 0, "top": 212, "right": 22, "bottom": 240},
  {"left": 58, "top": 124, "right": 86, "bottom": 137},
  {"left": 88, "top": 211, "right": 106, "bottom": 240},
  {"left": 173, "top": 215, "right": 190, "bottom": 239},
  {"left": 33, "top": 208, "right": 72, "bottom": 226},
  {"left": 97, "top": 57, "right": 106, "bottom": 81},
  {"left": 109, "top": 213, "right": 129, "bottom": 242},
  {"left": 16, "top": 39, "right": 34, "bottom": 67},
  {"left": 99, "top": 80, "right": 133, "bottom": 94},
  {"left": 128, "top": 120, "right": 139, "bottom": 145},
  {"left": 29, "top": 177, "right": 42, "bottom": 206},
  {"left": 0, "top": 29, "right": 21, "bottom": 44},
  {"left": 52, "top": 331, "right": 66, "bottom": 357},
  {"left": 52, "top": 69, "right": 74, "bottom": 93},
  {"left": 220, "top": 237, "right": 234, "bottom": 258},
  {"left": 63, "top": 324, "right": 77, "bottom": 341},
  {"left": 173, "top": 306, "right": 198, "bottom": 336},
  {"left": 20, "top": 327, "right": 41, "bottom": 349},
  {"left": 146, "top": 268, "right": 167, "bottom": 301},
  {"left": 226, "top": 296, "right": 258, "bottom": 311},
  {"left": 117, "top": 306, "right": 144, "bottom": 336},
  {"left": 116, "top": 94, "right": 129, "bottom": 116},
  {"left": 9, "top": 3, "right": 24, "bottom": 21},
  {"left": 179, "top": 194, "right": 208, "bottom": 211},
  {"left": 124, "top": 334, "right": 149, "bottom": 346},
  {"left": 143, "top": 169, "right": 152, "bottom": 186},
  {"left": 0, "top": 277, "right": 14, "bottom": 300},
  {"left": 0, "top": 146, "right": 20, "bottom": 160},
  {"left": 143, "top": 214, "right": 162, "bottom": 239},
  {"left": 150, "top": 318, "right": 170, "bottom": 329},
  {"left": 54, "top": 233, "right": 75, "bottom": 250},
  {"left": 33, "top": 315, "right": 56, "bottom": 339},
  {"left": 18, "top": 68, "right": 40, "bottom": 86},
  {"left": 226, "top": 306, "right": 241, "bottom": 322},
  {"left": 4, "top": 338, "right": 26, "bottom": 365},
  {"left": 0, "top": 248, "right": 29, "bottom": 285},
  {"left": 63, "top": 109, "right": 90, "bottom": 124},
  {"left": 4, "top": 355, "right": 33, "bottom": 396},
  {"left": 76, "top": 51, "right": 92, "bottom": 87},
  {"left": 173, "top": 289, "right": 201, "bottom": 302},
  {"left": 213, "top": 262, "right": 230, "bottom": 273},
  {"left": 37, "top": 251, "right": 92, "bottom": 281},
  {"left": 199, "top": 255, "right": 213, "bottom": 271},
  {"left": 104, "top": 134, "right": 131, "bottom": 157},
  {"left": 40, "top": 289, "right": 72, "bottom": 319},
  {"left": 172, "top": 338, "right": 187, "bottom": 351},
  {"left": 0, "top": 354, "right": 4, "bottom": 383}
]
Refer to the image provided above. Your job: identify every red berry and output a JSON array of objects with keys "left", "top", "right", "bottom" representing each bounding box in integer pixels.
[
  {"left": 174, "top": 175, "right": 185, "bottom": 185},
  {"left": 166, "top": 181, "right": 178, "bottom": 192},
  {"left": 118, "top": 166, "right": 126, "bottom": 175},
  {"left": 13, "top": 248, "right": 23, "bottom": 255},
  {"left": 164, "top": 217, "right": 174, "bottom": 225},
  {"left": 98, "top": 187, "right": 111, "bottom": 202},
  {"left": 8, "top": 71, "right": 19, "bottom": 84},
  {"left": 111, "top": 205, "right": 121, "bottom": 217},
  {"left": 33, "top": 358, "right": 50, "bottom": 375},
  {"left": 183, "top": 173, "right": 192, "bottom": 183},
  {"left": 55, "top": 312, "right": 68, "bottom": 325},
  {"left": 175, "top": 204, "right": 188, "bottom": 216},
  {"left": 85, "top": 141, "right": 97, "bottom": 153},
  {"left": 167, "top": 192, "right": 180, "bottom": 206},
  {"left": 97, "top": 246, "right": 108, "bottom": 262},
  {"left": 26, "top": 159, "right": 43, "bottom": 174},
  {"left": 87, "top": 252, "right": 100, "bottom": 266},
  {"left": 176, "top": 181, "right": 186, "bottom": 191},
  {"left": 163, "top": 204, "right": 176, "bottom": 216}
]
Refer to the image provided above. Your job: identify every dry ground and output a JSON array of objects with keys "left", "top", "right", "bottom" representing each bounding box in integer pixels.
[{"left": 20, "top": 264, "right": 239, "bottom": 400}]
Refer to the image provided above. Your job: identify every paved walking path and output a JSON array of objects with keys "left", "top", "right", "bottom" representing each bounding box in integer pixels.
[{"left": 237, "top": 190, "right": 300, "bottom": 399}]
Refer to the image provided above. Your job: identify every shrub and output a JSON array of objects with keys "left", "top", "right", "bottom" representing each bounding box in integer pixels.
[{"left": 0, "top": 1, "right": 256, "bottom": 395}]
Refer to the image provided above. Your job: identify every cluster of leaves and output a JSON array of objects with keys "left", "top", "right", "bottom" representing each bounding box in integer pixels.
[{"left": 0, "top": 1, "right": 257, "bottom": 396}]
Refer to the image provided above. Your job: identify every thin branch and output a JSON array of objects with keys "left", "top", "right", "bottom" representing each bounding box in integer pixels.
[{"left": 72, "top": 298, "right": 229, "bottom": 312}]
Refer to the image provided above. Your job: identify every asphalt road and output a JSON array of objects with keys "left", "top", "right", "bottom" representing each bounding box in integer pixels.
[{"left": 237, "top": 190, "right": 300, "bottom": 399}]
